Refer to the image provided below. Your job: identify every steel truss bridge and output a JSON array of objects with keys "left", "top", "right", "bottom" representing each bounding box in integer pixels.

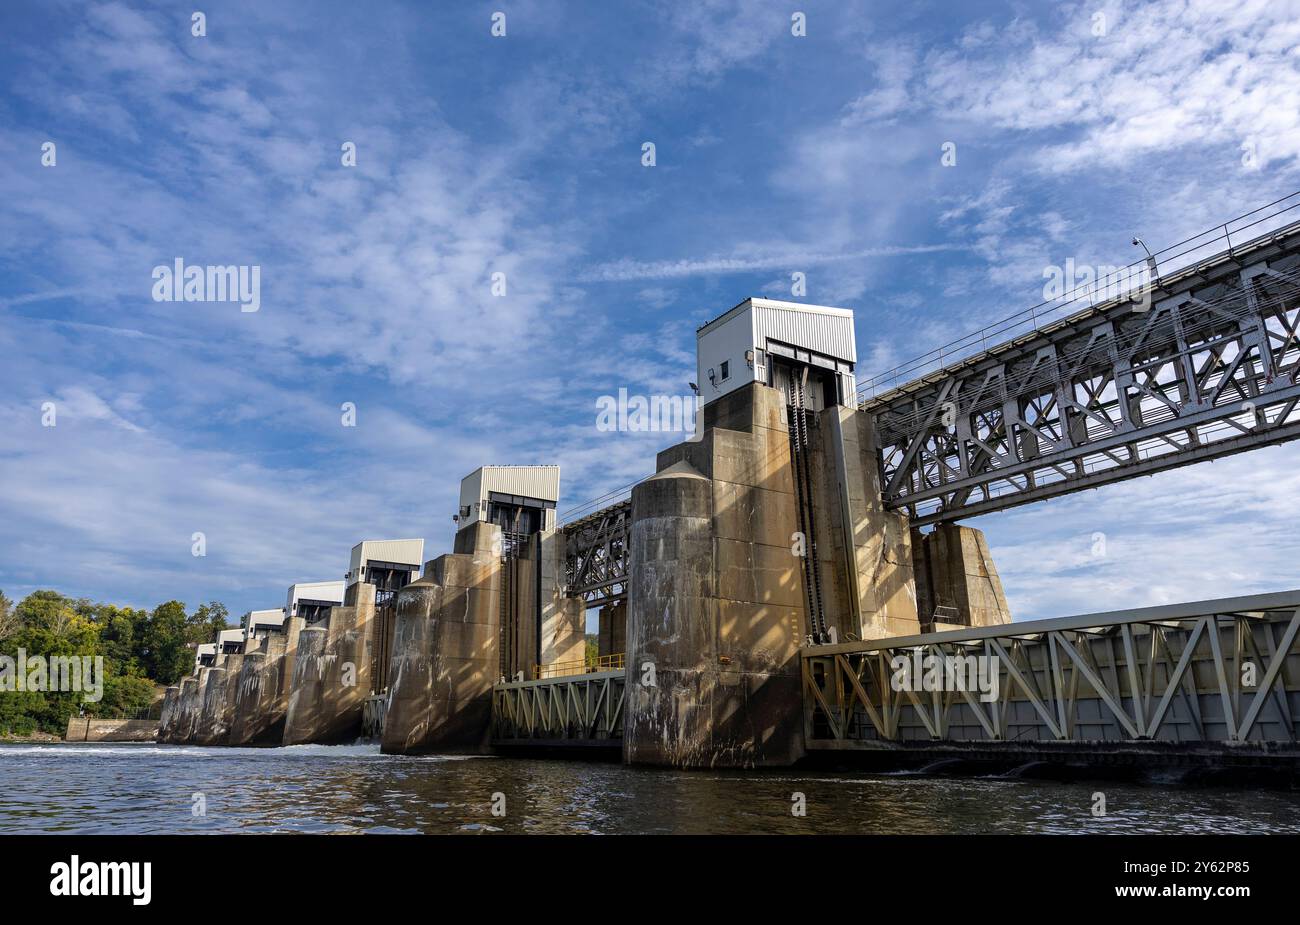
[
  {"left": 486, "top": 592, "right": 1300, "bottom": 754},
  {"left": 557, "top": 199, "right": 1300, "bottom": 605},
  {"left": 864, "top": 212, "right": 1300, "bottom": 526},
  {"left": 802, "top": 591, "right": 1300, "bottom": 749},
  {"left": 561, "top": 498, "right": 630, "bottom": 608},
  {"left": 490, "top": 668, "right": 625, "bottom": 747}
]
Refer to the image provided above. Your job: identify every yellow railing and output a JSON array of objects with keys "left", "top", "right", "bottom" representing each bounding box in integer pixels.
[{"left": 533, "top": 653, "right": 625, "bottom": 680}]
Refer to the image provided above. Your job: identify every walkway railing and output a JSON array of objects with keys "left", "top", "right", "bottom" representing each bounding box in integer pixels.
[{"left": 534, "top": 653, "right": 625, "bottom": 680}]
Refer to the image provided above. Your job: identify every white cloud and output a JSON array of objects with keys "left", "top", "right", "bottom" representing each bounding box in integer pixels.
[
  {"left": 980, "top": 443, "right": 1300, "bottom": 619},
  {"left": 579, "top": 244, "right": 962, "bottom": 282},
  {"left": 870, "top": 0, "right": 1300, "bottom": 173}
]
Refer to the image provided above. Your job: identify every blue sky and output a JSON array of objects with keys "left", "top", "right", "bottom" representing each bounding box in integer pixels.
[{"left": 2, "top": 0, "right": 1299, "bottom": 623}]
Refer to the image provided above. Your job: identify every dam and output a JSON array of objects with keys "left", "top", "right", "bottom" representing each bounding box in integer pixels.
[{"left": 155, "top": 204, "right": 1300, "bottom": 773}]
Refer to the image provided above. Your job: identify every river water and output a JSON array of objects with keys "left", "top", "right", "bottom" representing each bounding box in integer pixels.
[{"left": 2, "top": 743, "right": 1299, "bottom": 834}]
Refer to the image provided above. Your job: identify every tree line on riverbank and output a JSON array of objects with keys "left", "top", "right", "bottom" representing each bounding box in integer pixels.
[{"left": 0, "top": 589, "right": 231, "bottom": 737}]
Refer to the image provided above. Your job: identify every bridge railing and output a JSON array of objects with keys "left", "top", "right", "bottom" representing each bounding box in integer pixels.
[
  {"left": 534, "top": 653, "right": 625, "bottom": 680},
  {"left": 857, "top": 191, "right": 1300, "bottom": 405},
  {"left": 802, "top": 590, "right": 1300, "bottom": 748}
]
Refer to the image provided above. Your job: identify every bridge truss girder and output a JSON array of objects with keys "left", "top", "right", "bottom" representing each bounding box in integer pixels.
[
  {"left": 867, "top": 230, "right": 1300, "bottom": 526},
  {"left": 802, "top": 592, "right": 1300, "bottom": 746},
  {"left": 491, "top": 670, "right": 626, "bottom": 744},
  {"left": 562, "top": 499, "right": 630, "bottom": 607}
]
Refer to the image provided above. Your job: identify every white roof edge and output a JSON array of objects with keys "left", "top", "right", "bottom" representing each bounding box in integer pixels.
[
  {"left": 476, "top": 464, "right": 560, "bottom": 468},
  {"left": 697, "top": 297, "right": 855, "bottom": 335},
  {"left": 749, "top": 297, "right": 854, "bottom": 316}
]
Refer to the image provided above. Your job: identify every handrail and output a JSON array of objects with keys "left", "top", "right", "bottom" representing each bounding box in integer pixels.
[
  {"left": 803, "top": 589, "right": 1300, "bottom": 656},
  {"left": 856, "top": 191, "right": 1300, "bottom": 403},
  {"left": 533, "top": 652, "right": 626, "bottom": 680}
]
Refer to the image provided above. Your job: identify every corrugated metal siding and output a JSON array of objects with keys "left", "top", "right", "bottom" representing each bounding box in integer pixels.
[
  {"left": 351, "top": 539, "right": 425, "bottom": 572},
  {"left": 480, "top": 465, "right": 560, "bottom": 503},
  {"left": 753, "top": 303, "right": 856, "bottom": 363},
  {"left": 286, "top": 580, "right": 345, "bottom": 610},
  {"left": 459, "top": 470, "right": 483, "bottom": 515}
]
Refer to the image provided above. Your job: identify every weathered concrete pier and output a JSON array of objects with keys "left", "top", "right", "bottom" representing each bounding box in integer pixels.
[{"left": 154, "top": 205, "right": 1300, "bottom": 774}]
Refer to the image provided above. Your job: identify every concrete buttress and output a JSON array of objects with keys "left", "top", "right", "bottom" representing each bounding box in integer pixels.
[
  {"left": 625, "top": 383, "right": 807, "bottom": 768},
  {"left": 381, "top": 521, "right": 503, "bottom": 754}
]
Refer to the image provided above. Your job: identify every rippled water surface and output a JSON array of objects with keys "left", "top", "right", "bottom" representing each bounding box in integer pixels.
[{"left": 3, "top": 743, "right": 1300, "bottom": 834}]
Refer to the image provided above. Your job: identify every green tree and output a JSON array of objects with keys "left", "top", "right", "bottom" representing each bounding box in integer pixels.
[
  {"left": 186, "top": 601, "right": 229, "bottom": 646},
  {"left": 0, "top": 591, "right": 228, "bottom": 735},
  {"left": 92, "top": 604, "right": 147, "bottom": 677},
  {"left": 140, "top": 601, "right": 191, "bottom": 685},
  {"left": 15, "top": 590, "right": 97, "bottom": 638},
  {"left": 88, "top": 674, "right": 156, "bottom": 719},
  {"left": 0, "top": 623, "right": 99, "bottom": 735},
  {"left": 0, "top": 590, "right": 16, "bottom": 639}
]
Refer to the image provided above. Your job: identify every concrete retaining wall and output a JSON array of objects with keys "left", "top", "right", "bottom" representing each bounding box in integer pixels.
[{"left": 65, "top": 717, "right": 159, "bottom": 742}]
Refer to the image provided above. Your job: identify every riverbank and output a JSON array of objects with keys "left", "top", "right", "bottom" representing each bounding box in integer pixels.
[{"left": 0, "top": 731, "right": 62, "bottom": 744}]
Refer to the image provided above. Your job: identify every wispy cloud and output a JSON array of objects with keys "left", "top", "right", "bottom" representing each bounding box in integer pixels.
[{"left": 578, "top": 244, "right": 964, "bottom": 283}]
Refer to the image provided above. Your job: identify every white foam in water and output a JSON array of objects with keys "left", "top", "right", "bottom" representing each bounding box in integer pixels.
[{"left": 0, "top": 742, "right": 487, "bottom": 761}]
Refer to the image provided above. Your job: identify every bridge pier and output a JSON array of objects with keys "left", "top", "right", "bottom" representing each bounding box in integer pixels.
[
  {"left": 282, "top": 582, "right": 377, "bottom": 745},
  {"left": 381, "top": 522, "right": 503, "bottom": 754},
  {"left": 625, "top": 384, "right": 808, "bottom": 768},
  {"left": 597, "top": 601, "right": 626, "bottom": 658},
  {"left": 228, "top": 614, "right": 301, "bottom": 745},
  {"left": 912, "top": 524, "right": 1011, "bottom": 631}
]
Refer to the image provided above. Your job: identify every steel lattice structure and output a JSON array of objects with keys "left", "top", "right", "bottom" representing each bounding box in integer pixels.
[
  {"left": 803, "top": 591, "right": 1300, "bottom": 747},
  {"left": 865, "top": 221, "right": 1300, "bottom": 526},
  {"left": 561, "top": 498, "right": 630, "bottom": 607},
  {"left": 491, "top": 669, "right": 625, "bottom": 745}
]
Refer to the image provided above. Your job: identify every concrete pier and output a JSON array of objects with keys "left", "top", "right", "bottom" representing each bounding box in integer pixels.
[
  {"left": 230, "top": 615, "right": 304, "bottom": 745},
  {"left": 912, "top": 523, "right": 1011, "bottom": 630},
  {"left": 157, "top": 686, "right": 180, "bottom": 742},
  {"left": 282, "top": 583, "right": 377, "bottom": 745},
  {"left": 194, "top": 665, "right": 229, "bottom": 745},
  {"left": 625, "top": 384, "right": 808, "bottom": 768},
  {"left": 227, "top": 652, "right": 270, "bottom": 744},
  {"left": 537, "top": 530, "right": 586, "bottom": 670},
  {"left": 176, "top": 675, "right": 202, "bottom": 743},
  {"left": 815, "top": 406, "right": 922, "bottom": 640},
  {"left": 281, "top": 627, "right": 328, "bottom": 744},
  {"left": 382, "top": 522, "right": 503, "bottom": 754},
  {"left": 597, "top": 601, "right": 626, "bottom": 658}
]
